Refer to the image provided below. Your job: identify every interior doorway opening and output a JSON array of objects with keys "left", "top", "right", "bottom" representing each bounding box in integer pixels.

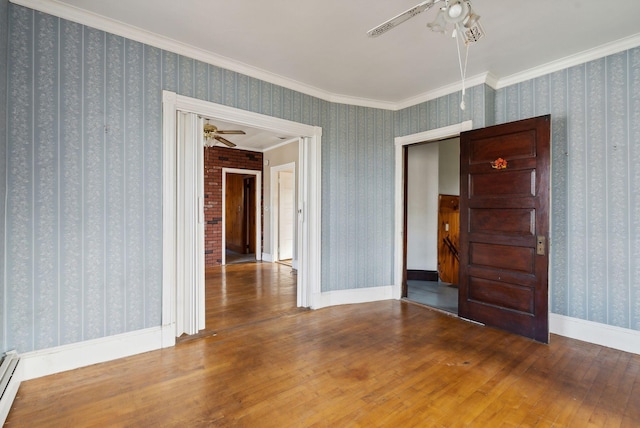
[
  {"left": 271, "top": 162, "right": 296, "bottom": 267},
  {"left": 404, "top": 137, "right": 461, "bottom": 314},
  {"left": 222, "top": 169, "right": 261, "bottom": 266},
  {"left": 396, "top": 117, "right": 550, "bottom": 342},
  {"left": 393, "top": 121, "right": 473, "bottom": 308},
  {"left": 162, "top": 91, "right": 322, "bottom": 346}
]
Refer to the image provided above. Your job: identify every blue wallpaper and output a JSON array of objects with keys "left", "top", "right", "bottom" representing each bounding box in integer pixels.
[
  {"left": 494, "top": 48, "right": 640, "bottom": 331},
  {"left": 322, "top": 104, "right": 395, "bottom": 291},
  {"left": 4, "top": 8, "right": 168, "bottom": 351},
  {"left": 3, "top": 3, "right": 640, "bottom": 353},
  {"left": 395, "top": 84, "right": 489, "bottom": 137},
  {"left": 0, "top": 0, "right": 8, "bottom": 354},
  {"left": 2, "top": 4, "right": 395, "bottom": 352},
  {"left": 319, "top": 84, "right": 495, "bottom": 292}
]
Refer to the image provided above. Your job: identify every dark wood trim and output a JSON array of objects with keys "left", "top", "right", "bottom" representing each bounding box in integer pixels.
[{"left": 406, "top": 270, "right": 439, "bottom": 282}]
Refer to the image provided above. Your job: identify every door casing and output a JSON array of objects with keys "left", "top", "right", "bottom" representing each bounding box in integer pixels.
[
  {"left": 161, "top": 91, "right": 322, "bottom": 346},
  {"left": 394, "top": 121, "right": 473, "bottom": 299}
]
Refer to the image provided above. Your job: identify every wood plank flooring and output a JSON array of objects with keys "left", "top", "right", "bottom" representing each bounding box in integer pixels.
[{"left": 6, "top": 262, "right": 640, "bottom": 427}]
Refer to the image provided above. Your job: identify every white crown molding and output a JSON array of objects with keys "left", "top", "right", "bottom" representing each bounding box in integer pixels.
[
  {"left": 328, "top": 93, "right": 399, "bottom": 110},
  {"left": 495, "top": 33, "right": 640, "bottom": 90},
  {"left": 396, "top": 72, "right": 498, "bottom": 110},
  {"left": 10, "top": 0, "right": 339, "bottom": 103},
  {"left": 10, "top": 0, "right": 640, "bottom": 111}
]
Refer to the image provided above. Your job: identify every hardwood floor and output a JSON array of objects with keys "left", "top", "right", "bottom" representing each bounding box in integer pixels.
[{"left": 6, "top": 262, "right": 640, "bottom": 427}]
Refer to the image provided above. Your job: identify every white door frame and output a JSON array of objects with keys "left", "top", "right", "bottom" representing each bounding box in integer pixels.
[
  {"left": 270, "top": 162, "right": 296, "bottom": 263},
  {"left": 221, "top": 168, "right": 262, "bottom": 265},
  {"left": 161, "top": 91, "right": 322, "bottom": 346},
  {"left": 393, "top": 121, "right": 473, "bottom": 300}
]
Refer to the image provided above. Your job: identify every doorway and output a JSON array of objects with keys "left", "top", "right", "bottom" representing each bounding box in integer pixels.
[
  {"left": 161, "top": 91, "right": 322, "bottom": 346},
  {"left": 403, "top": 138, "right": 461, "bottom": 314},
  {"left": 222, "top": 169, "right": 261, "bottom": 265},
  {"left": 395, "top": 117, "right": 551, "bottom": 343},
  {"left": 271, "top": 163, "right": 296, "bottom": 267}
]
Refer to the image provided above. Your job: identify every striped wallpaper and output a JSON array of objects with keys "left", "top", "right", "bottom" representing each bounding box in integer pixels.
[
  {"left": 494, "top": 48, "right": 640, "bottom": 330},
  {"left": 0, "top": 0, "right": 9, "bottom": 354},
  {"left": 322, "top": 104, "right": 395, "bottom": 291},
  {"left": 2, "top": 2, "right": 639, "bottom": 354}
]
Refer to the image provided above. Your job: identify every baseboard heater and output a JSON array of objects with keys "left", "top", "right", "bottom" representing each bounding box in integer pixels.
[{"left": 0, "top": 351, "right": 21, "bottom": 425}]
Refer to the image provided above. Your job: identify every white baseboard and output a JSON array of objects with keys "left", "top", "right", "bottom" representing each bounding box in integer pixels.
[
  {"left": 261, "top": 252, "right": 273, "bottom": 262},
  {"left": 10, "top": 307, "right": 639, "bottom": 387},
  {"left": 550, "top": 313, "right": 640, "bottom": 355},
  {"left": 311, "top": 285, "right": 393, "bottom": 310},
  {"left": 20, "top": 326, "right": 168, "bottom": 381}
]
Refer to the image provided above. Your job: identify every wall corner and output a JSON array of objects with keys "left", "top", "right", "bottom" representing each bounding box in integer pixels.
[{"left": 484, "top": 84, "right": 496, "bottom": 127}]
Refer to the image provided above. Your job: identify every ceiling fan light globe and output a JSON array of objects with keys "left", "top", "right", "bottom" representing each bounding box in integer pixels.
[
  {"left": 443, "top": 0, "right": 469, "bottom": 25},
  {"left": 448, "top": 4, "right": 462, "bottom": 18}
]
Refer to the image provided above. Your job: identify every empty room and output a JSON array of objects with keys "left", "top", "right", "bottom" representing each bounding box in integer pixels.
[{"left": 1, "top": 0, "right": 640, "bottom": 426}]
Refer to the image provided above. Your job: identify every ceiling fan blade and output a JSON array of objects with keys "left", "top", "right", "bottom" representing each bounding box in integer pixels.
[
  {"left": 215, "top": 135, "right": 237, "bottom": 147},
  {"left": 216, "top": 130, "right": 246, "bottom": 135},
  {"left": 367, "top": 0, "right": 437, "bottom": 37}
]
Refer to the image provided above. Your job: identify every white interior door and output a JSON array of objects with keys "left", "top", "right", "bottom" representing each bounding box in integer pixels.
[
  {"left": 175, "top": 112, "right": 205, "bottom": 336},
  {"left": 278, "top": 170, "right": 295, "bottom": 260}
]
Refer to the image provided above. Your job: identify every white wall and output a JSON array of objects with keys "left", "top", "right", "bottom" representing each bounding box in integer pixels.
[
  {"left": 406, "top": 143, "right": 439, "bottom": 271},
  {"left": 406, "top": 138, "right": 460, "bottom": 272},
  {"left": 438, "top": 138, "right": 460, "bottom": 196},
  {"left": 263, "top": 141, "right": 299, "bottom": 261}
]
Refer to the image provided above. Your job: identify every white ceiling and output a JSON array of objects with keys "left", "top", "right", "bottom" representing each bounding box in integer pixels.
[
  {"left": 202, "top": 116, "right": 298, "bottom": 152},
  {"left": 26, "top": 0, "right": 640, "bottom": 149}
]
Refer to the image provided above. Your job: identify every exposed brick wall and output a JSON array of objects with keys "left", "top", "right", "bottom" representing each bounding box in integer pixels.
[{"left": 204, "top": 146, "right": 263, "bottom": 266}]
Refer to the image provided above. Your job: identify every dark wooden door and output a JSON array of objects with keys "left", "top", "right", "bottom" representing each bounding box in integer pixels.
[
  {"left": 244, "top": 176, "right": 256, "bottom": 254},
  {"left": 225, "top": 173, "right": 245, "bottom": 253},
  {"left": 458, "top": 115, "right": 550, "bottom": 343}
]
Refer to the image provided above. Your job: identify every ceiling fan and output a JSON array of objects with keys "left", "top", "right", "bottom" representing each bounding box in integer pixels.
[
  {"left": 367, "top": 0, "right": 484, "bottom": 110},
  {"left": 367, "top": 0, "right": 484, "bottom": 44},
  {"left": 203, "top": 121, "right": 246, "bottom": 148}
]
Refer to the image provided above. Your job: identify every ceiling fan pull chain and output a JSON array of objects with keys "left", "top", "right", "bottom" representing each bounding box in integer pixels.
[{"left": 454, "top": 23, "right": 470, "bottom": 110}]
